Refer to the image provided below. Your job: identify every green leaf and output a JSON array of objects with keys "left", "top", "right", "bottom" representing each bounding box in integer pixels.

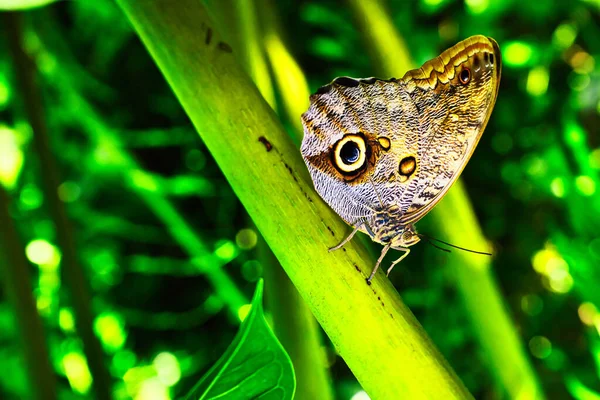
[
  {"left": 185, "top": 279, "right": 295, "bottom": 400},
  {"left": 0, "top": 0, "right": 58, "bottom": 10}
]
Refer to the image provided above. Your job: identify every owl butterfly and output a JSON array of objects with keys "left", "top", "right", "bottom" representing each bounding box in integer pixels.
[{"left": 300, "top": 35, "right": 501, "bottom": 283}]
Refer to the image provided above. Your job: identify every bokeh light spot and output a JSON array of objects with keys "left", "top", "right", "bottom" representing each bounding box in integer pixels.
[
  {"left": 568, "top": 72, "right": 590, "bottom": 91},
  {"left": 526, "top": 66, "right": 549, "bottom": 97},
  {"left": 237, "top": 304, "right": 252, "bottom": 322},
  {"left": 521, "top": 294, "right": 543, "bottom": 316},
  {"left": 58, "top": 181, "right": 82, "bottom": 203},
  {"left": 565, "top": 123, "right": 585, "bottom": 144},
  {"left": 529, "top": 336, "right": 552, "bottom": 359},
  {"left": 569, "top": 51, "right": 595, "bottom": 74},
  {"left": 136, "top": 377, "right": 170, "bottom": 400},
  {"left": 0, "top": 79, "right": 10, "bottom": 109},
  {"left": 25, "top": 239, "right": 61, "bottom": 270},
  {"left": 0, "top": 125, "right": 24, "bottom": 189},
  {"left": 124, "top": 365, "right": 156, "bottom": 398},
  {"left": 36, "top": 294, "right": 52, "bottom": 316},
  {"left": 422, "top": 0, "right": 445, "bottom": 7},
  {"left": 524, "top": 156, "right": 547, "bottom": 177},
  {"left": 311, "top": 37, "right": 346, "bottom": 60},
  {"left": 94, "top": 312, "right": 127, "bottom": 352},
  {"left": 550, "top": 177, "right": 566, "bottom": 198},
  {"left": 62, "top": 352, "right": 93, "bottom": 394},
  {"left": 20, "top": 184, "right": 43, "bottom": 209},
  {"left": 351, "top": 390, "right": 371, "bottom": 400},
  {"left": 465, "top": 0, "right": 489, "bottom": 14},
  {"left": 503, "top": 42, "right": 533, "bottom": 67},
  {"left": 214, "top": 240, "right": 238, "bottom": 261},
  {"left": 578, "top": 302, "right": 597, "bottom": 326},
  {"left": 553, "top": 23, "right": 577, "bottom": 49},
  {"left": 153, "top": 352, "right": 181, "bottom": 387},
  {"left": 185, "top": 149, "right": 206, "bottom": 171},
  {"left": 575, "top": 176, "right": 596, "bottom": 196},
  {"left": 59, "top": 308, "right": 75, "bottom": 332},
  {"left": 236, "top": 228, "right": 258, "bottom": 250},
  {"left": 532, "top": 244, "right": 571, "bottom": 294},
  {"left": 241, "top": 260, "right": 263, "bottom": 282},
  {"left": 548, "top": 268, "right": 573, "bottom": 293}
]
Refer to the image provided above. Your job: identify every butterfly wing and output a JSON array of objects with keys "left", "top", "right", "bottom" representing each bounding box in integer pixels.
[
  {"left": 300, "top": 35, "right": 501, "bottom": 242},
  {"left": 396, "top": 35, "right": 502, "bottom": 225},
  {"left": 300, "top": 75, "right": 420, "bottom": 234}
]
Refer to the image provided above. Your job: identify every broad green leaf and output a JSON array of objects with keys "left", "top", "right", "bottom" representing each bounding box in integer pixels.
[
  {"left": 185, "top": 279, "right": 295, "bottom": 400},
  {"left": 0, "top": 0, "right": 58, "bottom": 10}
]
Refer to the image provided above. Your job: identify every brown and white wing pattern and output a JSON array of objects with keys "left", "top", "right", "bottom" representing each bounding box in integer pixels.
[
  {"left": 300, "top": 35, "right": 501, "bottom": 243},
  {"left": 300, "top": 76, "right": 420, "bottom": 234},
  {"left": 397, "top": 35, "right": 502, "bottom": 225}
]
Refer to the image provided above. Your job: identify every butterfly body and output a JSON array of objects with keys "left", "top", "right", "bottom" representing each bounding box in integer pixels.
[{"left": 300, "top": 36, "right": 501, "bottom": 281}]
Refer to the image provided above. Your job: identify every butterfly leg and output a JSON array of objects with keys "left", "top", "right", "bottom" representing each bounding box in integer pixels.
[
  {"left": 367, "top": 242, "right": 392, "bottom": 284},
  {"left": 328, "top": 220, "right": 371, "bottom": 252},
  {"left": 386, "top": 247, "right": 410, "bottom": 277}
]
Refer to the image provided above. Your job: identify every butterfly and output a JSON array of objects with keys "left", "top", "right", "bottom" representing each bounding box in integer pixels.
[{"left": 300, "top": 35, "right": 501, "bottom": 283}]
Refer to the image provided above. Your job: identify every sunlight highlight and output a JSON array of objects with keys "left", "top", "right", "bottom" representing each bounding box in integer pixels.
[
  {"left": 153, "top": 352, "right": 181, "bottom": 387},
  {"left": 62, "top": 352, "right": 93, "bottom": 395}
]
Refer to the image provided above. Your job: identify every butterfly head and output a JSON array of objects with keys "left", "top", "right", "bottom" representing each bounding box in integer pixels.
[{"left": 392, "top": 225, "right": 421, "bottom": 248}]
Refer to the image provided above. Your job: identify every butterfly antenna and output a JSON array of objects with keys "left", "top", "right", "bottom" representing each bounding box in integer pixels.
[
  {"left": 368, "top": 176, "right": 385, "bottom": 209},
  {"left": 426, "top": 240, "right": 451, "bottom": 253},
  {"left": 417, "top": 233, "right": 492, "bottom": 256}
]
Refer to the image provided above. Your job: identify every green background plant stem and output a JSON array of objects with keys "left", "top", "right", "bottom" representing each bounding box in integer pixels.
[
  {"left": 115, "top": 0, "right": 473, "bottom": 398},
  {"left": 0, "top": 186, "right": 56, "bottom": 400},
  {"left": 346, "top": 0, "right": 546, "bottom": 398},
  {"left": 4, "top": 12, "right": 112, "bottom": 400},
  {"left": 27, "top": 21, "right": 248, "bottom": 317}
]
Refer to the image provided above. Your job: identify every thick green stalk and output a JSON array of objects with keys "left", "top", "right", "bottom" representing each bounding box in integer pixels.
[
  {"left": 4, "top": 12, "right": 112, "bottom": 400},
  {"left": 204, "top": 0, "right": 276, "bottom": 109},
  {"left": 346, "top": 0, "right": 545, "bottom": 398},
  {"left": 0, "top": 186, "right": 57, "bottom": 400},
  {"left": 205, "top": 2, "right": 335, "bottom": 398},
  {"left": 115, "top": 1, "right": 473, "bottom": 398}
]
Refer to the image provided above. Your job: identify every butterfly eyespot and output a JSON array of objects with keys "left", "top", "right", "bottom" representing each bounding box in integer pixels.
[
  {"left": 459, "top": 68, "right": 471, "bottom": 85},
  {"left": 333, "top": 134, "right": 367, "bottom": 174},
  {"left": 399, "top": 156, "right": 417, "bottom": 177},
  {"left": 340, "top": 142, "right": 360, "bottom": 164},
  {"left": 378, "top": 137, "right": 391, "bottom": 150}
]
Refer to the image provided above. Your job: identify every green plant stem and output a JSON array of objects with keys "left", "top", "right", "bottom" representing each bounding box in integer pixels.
[
  {"left": 204, "top": 0, "right": 276, "bottom": 110},
  {"left": 346, "top": 0, "right": 546, "bottom": 398},
  {"left": 3, "top": 12, "right": 112, "bottom": 400},
  {"left": 208, "top": 3, "right": 335, "bottom": 397},
  {"left": 0, "top": 186, "right": 57, "bottom": 400},
  {"left": 115, "top": 1, "right": 473, "bottom": 398}
]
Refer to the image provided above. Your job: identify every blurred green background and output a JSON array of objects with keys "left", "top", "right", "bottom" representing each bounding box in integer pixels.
[{"left": 0, "top": 0, "right": 599, "bottom": 399}]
